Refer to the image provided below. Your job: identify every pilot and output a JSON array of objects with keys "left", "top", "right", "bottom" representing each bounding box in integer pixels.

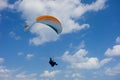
[{"left": 49, "top": 57, "right": 58, "bottom": 67}]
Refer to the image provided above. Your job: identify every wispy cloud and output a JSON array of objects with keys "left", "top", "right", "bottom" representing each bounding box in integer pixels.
[
  {"left": 9, "top": 31, "right": 21, "bottom": 40},
  {"left": 40, "top": 70, "right": 61, "bottom": 78},
  {"left": 116, "top": 36, "right": 120, "bottom": 44},
  {"left": 71, "top": 73, "right": 84, "bottom": 79},
  {"left": 77, "top": 40, "right": 86, "bottom": 49},
  {"left": 105, "top": 63, "right": 120, "bottom": 76},
  {"left": 18, "top": 52, "right": 34, "bottom": 60},
  {"left": 0, "top": 66, "right": 38, "bottom": 80},
  {"left": 26, "top": 54, "right": 34, "bottom": 60},
  {"left": 16, "top": 72, "right": 37, "bottom": 80},
  {"left": 0, "top": 57, "right": 4, "bottom": 63},
  {"left": 18, "top": 52, "right": 23, "bottom": 56},
  {"left": 0, "top": 66, "right": 17, "bottom": 80}
]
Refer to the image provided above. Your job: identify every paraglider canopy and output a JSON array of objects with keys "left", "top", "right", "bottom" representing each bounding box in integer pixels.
[{"left": 24, "top": 15, "right": 62, "bottom": 34}]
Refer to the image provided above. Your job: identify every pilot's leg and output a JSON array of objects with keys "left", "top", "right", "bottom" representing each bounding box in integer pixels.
[{"left": 54, "top": 62, "right": 58, "bottom": 65}]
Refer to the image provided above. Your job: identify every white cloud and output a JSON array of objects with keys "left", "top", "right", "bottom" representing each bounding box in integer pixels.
[
  {"left": 100, "top": 58, "right": 112, "bottom": 66},
  {"left": 16, "top": 72, "right": 37, "bottom": 80},
  {"left": 64, "top": 70, "right": 84, "bottom": 80},
  {"left": 0, "top": 58, "right": 4, "bottom": 63},
  {"left": 26, "top": 54, "right": 34, "bottom": 60},
  {"left": 0, "top": 0, "right": 8, "bottom": 10},
  {"left": 16, "top": 0, "right": 107, "bottom": 46},
  {"left": 0, "top": 0, "right": 15, "bottom": 10},
  {"left": 18, "top": 52, "right": 23, "bottom": 56},
  {"left": 105, "top": 37, "right": 120, "bottom": 57},
  {"left": 62, "top": 49, "right": 111, "bottom": 69},
  {"left": 40, "top": 70, "right": 60, "bottom": 78},
  {"left": 105, "top": 63, "right": 120, "bottom": 76},
  {"left": 9, "top": 31, "right": 21, "bottom": 40},
  {"left": 0, "top": 66, "right": 13, "bottom": 80},
  {"left": 116, "top": 36, "right": 120, "bottom": 44},
  {"left": 72, "top": 73, "right": 83, "bottom": 78},
  {"left": 0, "top": 66, "right": 60, "bottom": 80},
  {"left": 0, "top": 66, "right": 38, "bottom": 80},
  {"left": 77, "top": 40, "right": 85, "bottom": 49},
  {"left": 105, "top": 45, "right": 120, "bottom": 57}
]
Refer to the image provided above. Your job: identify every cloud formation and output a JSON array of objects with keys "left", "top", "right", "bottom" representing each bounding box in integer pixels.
[
  {"left": 16, "top": 0, "right": 107, "bottom": 45},
  {"left": 0, "top": 66, "right": 38, "bottom": 80},
  {"left": 116, "top": 36, "right": 120, "bottom": 44},
  {"left": 105, "top": 63, "right": 120, "bottom": 76},
  {"left": 0, "top": 57, "right": 4, "bottom": 63},
  {"left": 9, "top": 31, "right": 21, "bottom": 40},
  {"left": 105, "top": 36, "right": 120, "bottom": 57},
  {"left": 0, "top": 0, "right": 15, "bottom": 11},
  {"left": 18, "top": 52, "right": 23, "bottom": 56},
  {"left": 0, "top": 0, "right": 8, "bottom": 10},
  {"left": 0, "top": 66, "right": 18, "bottom": 80},
  {"left": 71, "top": 73, "right": 84, "bottom": 79},
  {"left": 26, "top": 54, "right": 34, "bottom": 60},
  {"left": 16, "top": 72, "right": 37, "bottom": 80},
  {"left": 0, "top": 66, "right": 61, "bottom": 80},
  {"left": 40, "top": 70, "right": 60, "bottom": 78},
  {"left": 62, "top": 49, "right": 111, "bottom": 69},
  {"left": 105, "top": 45, "right": 120, "bottom": 57}
]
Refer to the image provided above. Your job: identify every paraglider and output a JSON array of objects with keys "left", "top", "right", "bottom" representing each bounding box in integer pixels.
[
  {"left": 49, "top": 57, "right": 58, "bottom": 67},
  {"left": 24, "top": 15, "right": 62, "bottom": 34},
  {"left": 24, "top": 15, "right": 61, "bottom": 67}
]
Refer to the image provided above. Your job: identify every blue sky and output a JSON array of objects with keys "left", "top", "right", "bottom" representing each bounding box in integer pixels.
[{"left": 0, "top": 0, "right": 120, "bottom": 80}]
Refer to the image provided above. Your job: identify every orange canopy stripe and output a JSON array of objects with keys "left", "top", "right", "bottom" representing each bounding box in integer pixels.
[{"left": 36, "top": 15, "right": 61, "bottom": 24}]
